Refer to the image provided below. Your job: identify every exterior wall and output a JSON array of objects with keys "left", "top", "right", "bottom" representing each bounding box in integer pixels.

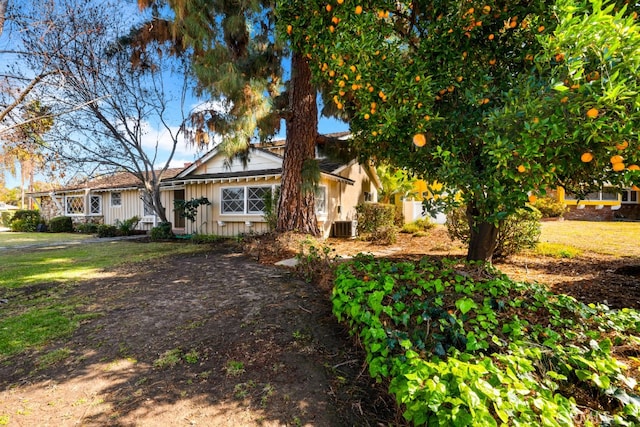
[
  {"left": 564, "top": 205, "right": 617, "bottom": 221},
  {"left": 172, "top": 178, "right": 280, "bottom": 236},
  {"left": 99, "top": 189, "right": 151, "bottom": 229},
  {"left": 616, "top": 205, "right": 640, "bottom": 220}
]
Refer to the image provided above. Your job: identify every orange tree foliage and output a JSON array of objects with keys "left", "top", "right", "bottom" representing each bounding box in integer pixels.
[{"left": 277, "top": 0, "right": 640, "bottom": 258}]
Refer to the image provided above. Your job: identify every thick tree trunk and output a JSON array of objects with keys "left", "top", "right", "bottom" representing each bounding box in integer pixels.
[
  {"left": 276, "top": 52, "right": 320, "bottom": 235},
  {"left": 466, "top": 203, "right": 499, "bottom": 262}
]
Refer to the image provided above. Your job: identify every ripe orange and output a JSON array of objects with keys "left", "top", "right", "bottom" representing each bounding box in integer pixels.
[
  {"left": 528, "top": 194, "right": 537, "bottom": 204},
  {"left": 332, "top": 16, "right": 340, "bottom": 24},
  {"left": 610, "top": 155, "right": 624, "bottom": 164},
  {"left": 488, "top": 34, "right": 494, "bottom": 40},
  {"left": 555, "top": 53, "right": 564, "bottom": 62},
  {"left": 326, "top": 4, "right": 332, "bottom": 12},
  {"left": 580, "top": 152, "right": 593, "bottom": 163},
  {"left": 415, "top": 75, "right": 420, "bottom": 82},
  {"left": 628, "top": 164, "right": 640, "bottom": 171},
  {"left": 329, "top": 25, "right": 335, "bottom": 32},
  {"left": 489, "top": 58, "right": 496, "bottom": 65},
  {"left": 517, "top": 165, "right": 526, "bottom": 173},
  {"left": 586, "top": 108, "right": 599, "bottom": 119},
  {"left": 613, "top": 162, "right": 625, "bottom": 172},
  {"left": 560, "top": 96, "right": 568, "bottom": 103},
  {"left": 413, "top": 133, "right": 427, "bottom": 147},
  {"left": 355, "top": 5, "right": 363, "bottom": 14},
  {"left": 482, "top": 5, "right": 491, "bottom": 14},
  {"left": 286, "top": 25, "right": 293, "bottom": 35},
  {"left": 538, "top": 25, "right": 545, "bottom": 32},
  {"left": 533, "top": 117, "right": 539, "bottom": 124},
  {"left": 616, "top": 140, "right": 629, "bottom": 150},
  {"left": 364, "top": 113, "right": 370, "bottom": 120},
  {"left": 456, "top": 76, "right": 463, "bottom": 82},
  {"left": 337, "top": 0, "right": 343, "bottom": 4},
  {"left": 329, "top": 70, "right": 335, "bottom": 77}
]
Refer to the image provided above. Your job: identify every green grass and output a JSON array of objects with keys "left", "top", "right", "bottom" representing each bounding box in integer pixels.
[
  {"left": 0, "top": 232, "right": 92, "bottom": 248},
  {"left": 0, "top": 240, "right": 210, "bottom": 358},
  {"left": 533, "top": 242, "right": 583, "bottom": 258},
  {"left": 538, "top": 221, "right": 640, "bottom": 257},
  {"left": 0, "top": 241, "right": 206, "bottom": 288}
]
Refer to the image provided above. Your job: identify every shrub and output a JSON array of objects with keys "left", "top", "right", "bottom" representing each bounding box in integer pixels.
[
  {"left": 532, "top": 196, "right": 567, "bottom": 218},
  {"left": 295, "top": 235, "right": 338, "bottom": 289},
  {"left": 332, "top": 256, "right": 640, "bottom": 426},
  {"left": 114, "top": 216, "right": 140, "bottom": 236},
  {"left": 446, "top": 206, "right": 541, "bottom": 259},
  {"left": 49, "top": 216, "right": 74, "bottom": 233},
  {"left": 355, "top": 203, "right": 397, "bottom": 244},
  {"left": 96, "top": 224, "right": 118, "bottom": 238},
  {"left": 150, "top": 221, "right": 174, "bottom": 240},
  {"left": 401, "top": 218, "right": 436, "bottom": 234},
  {"left": 75, "top": 222, "right": 99, "bottom": 234},
  {"left": 1, "top": 212, "right": 12, "bottom": 227},
  {"left": 9, "top": 210, "right": 40, "bottom": 232}
]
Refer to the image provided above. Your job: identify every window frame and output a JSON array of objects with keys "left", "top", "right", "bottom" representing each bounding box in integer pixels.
[
  {"left": 315, "top": 185, "right": 327, "bottom": 214},
  {"left": 622, "top": 189, "right": 639, "bottom": 204},
  {"left": 64, "top": 194, "right": 85, "bottom": 216},
  {"left": 89, "top": 195, "right": 102, "bottom": 215},
  {"left": 111, "top": 192, "right": 122, "bottom": 208},
  {"left": 220, "top": 185, "right": 275, "bottom": 215}
]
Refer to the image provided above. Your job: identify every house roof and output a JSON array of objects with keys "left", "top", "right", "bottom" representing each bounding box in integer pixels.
[
  {"left": 29, "top": 168, "right": 183, "bottom": 196},
  {"left": 163, "top": 166, "right": 355, "bottom": 186}
]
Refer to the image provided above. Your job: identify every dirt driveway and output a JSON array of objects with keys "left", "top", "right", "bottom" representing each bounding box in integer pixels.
[{"left": 0, "top": 242, "right": 392, "bottom": 426}]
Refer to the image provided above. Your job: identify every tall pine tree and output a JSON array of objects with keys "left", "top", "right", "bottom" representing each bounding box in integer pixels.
[{"left": 134, "top": 0, "right": 321, "bottom": 235}]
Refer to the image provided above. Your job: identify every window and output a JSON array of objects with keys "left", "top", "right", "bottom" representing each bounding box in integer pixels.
[
  {"left": 316, "top": 186, "right": 327, "bottom": 214},
  {"left": 565, "top": 188, "right": 618, "bottom": 202},
  {"left": 64, "top": 194, "right": 101, "bottom": 215},
  {"left": 363, "top": 192, "right": 374, "bottom": 202},
  {"left": 90, "top": 195, "right": 102, "bottom": 214},
  {"left": 111, "top": 192, "right": 122, "bottom": 207},
  {"left": 221, "top": 186, "right": 273, "bottom": 215},
  {"left": 142, "top": 193, "right": 155, "bottom": 216},
  {"left": 622, "top": 189, "right": 639, "bottom": 204},
  {"left": 222, "top": 187, "right": 245, "bottom": 214},
  {"left": 65, "top": 195, "right": 84, "bottom": 215}
]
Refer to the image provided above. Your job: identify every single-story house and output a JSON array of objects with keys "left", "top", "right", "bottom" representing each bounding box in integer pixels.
[
  {"left": 30, "top": 134, "right": 382, "bottom": 237},
  {"left": 29, "top": 168, "right": 183, "bottom": 231}
]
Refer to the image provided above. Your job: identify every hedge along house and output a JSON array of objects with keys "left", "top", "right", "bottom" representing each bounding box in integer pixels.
[
  {"left": 160, "top": 134, "right": 382, "bottom": 237},
  {"left": 29, "top": 168, "right": 183, "bottom": 231}
]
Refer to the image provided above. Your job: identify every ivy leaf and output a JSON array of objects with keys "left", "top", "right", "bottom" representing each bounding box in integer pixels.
[{"left": 455, "top": 297, "right": 478, "bottom": 315}]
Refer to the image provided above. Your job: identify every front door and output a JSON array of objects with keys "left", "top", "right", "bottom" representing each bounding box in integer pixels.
[{"left": 174, "top": 189, "right": 186, "bottom": 228}]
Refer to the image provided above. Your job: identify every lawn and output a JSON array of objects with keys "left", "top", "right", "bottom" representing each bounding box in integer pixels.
[
  {"left": 0, "top": 231, "right": 92, "bottom": 248},
  {"left": 538, "top": 220, "right": 640, "bottom": 257},
  {"left": 0, "top": 239, "right": 212, "bottom": 356}
]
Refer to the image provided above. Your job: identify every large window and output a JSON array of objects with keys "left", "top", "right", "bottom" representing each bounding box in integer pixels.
[
  {"left": 565, "top": 187, "right": 618, "bottom": 202},
  {"left": 65, "top": 195, "right": 84, "bottom": 215},
  {"left": 221, "top": 186, "right": 273, "bottom": 215},
  {"left": 64, "top": 194, "right": 101, "bottom": 215},
  {"left": 111, "top": 192, "right": 122, "bottom": 207}
]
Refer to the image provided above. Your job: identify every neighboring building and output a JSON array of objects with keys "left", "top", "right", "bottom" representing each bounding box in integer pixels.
[
  {"left": 30, "top": 134, "right": 381, "bottom": 237},
  {"left": 0, "top": 202, "right": 18, "bottom": 212},
  {"left": 555, "top": 186, "right": 640, "bottom": 220}
]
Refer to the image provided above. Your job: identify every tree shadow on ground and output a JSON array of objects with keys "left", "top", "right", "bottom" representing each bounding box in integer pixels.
[{"left": 0, "top": 243, "right": 400, "bottom": 426}]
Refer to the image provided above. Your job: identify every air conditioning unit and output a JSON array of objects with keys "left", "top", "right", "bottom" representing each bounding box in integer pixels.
[{"left": 331, "top": 220, "right": 357, "bottom": 238}]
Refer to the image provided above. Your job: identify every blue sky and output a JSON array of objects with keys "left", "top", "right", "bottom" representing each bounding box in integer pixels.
[{"left": 0, "top": 0, "right": 350, "bottom": 190}]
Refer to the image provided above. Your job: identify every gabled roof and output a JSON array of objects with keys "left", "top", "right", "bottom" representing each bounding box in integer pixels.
[{"left": 166, "top": 145, "right": 356, "bottom": 186}]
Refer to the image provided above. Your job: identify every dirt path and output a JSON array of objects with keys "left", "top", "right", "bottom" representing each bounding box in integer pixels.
[{"left": 0, "top": 243, "right": 392, "bottom": 426}]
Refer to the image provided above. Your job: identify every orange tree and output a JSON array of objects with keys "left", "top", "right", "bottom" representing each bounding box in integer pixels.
[{"left": 277, "top": 0, "right": 640, "bottom": 261}]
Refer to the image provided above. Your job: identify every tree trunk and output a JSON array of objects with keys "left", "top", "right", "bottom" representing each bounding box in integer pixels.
[
  {"left": 276, "top": 52, "right": 320, "bottom": 235},
  {"left": 466, "top": 203, "right": 499, "bottom": 262}
]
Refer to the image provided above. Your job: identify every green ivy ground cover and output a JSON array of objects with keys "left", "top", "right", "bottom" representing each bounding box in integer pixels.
[{"left": 333, "top": 255, "right": 640, "bottom": 426}]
